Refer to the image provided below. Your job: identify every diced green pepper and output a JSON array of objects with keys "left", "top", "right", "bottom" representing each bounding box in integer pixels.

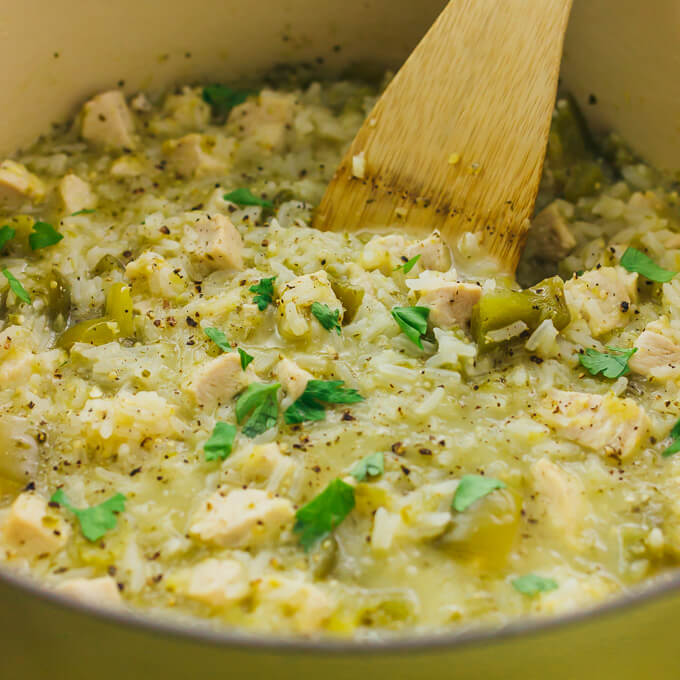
[
  {"left": 527, "top": 275, "right": 571, "bottom": 330},
  {"left": 57, "top": 318, "right": 120, "bottom": 350},
  {"left": 46, "top": 270, "right": 71, "bottom": 331},
  {"left": 329, "top": 278, "right": 364, "bottom": 324},
  {"left": 105, "top": 283, "right": 134, "bottom": 337},
  {"left": 563, "top": 161, "right": 604, "bottom": 202},
  {"left": 92, "top": 254, "right": 125, "bottom": 276}
]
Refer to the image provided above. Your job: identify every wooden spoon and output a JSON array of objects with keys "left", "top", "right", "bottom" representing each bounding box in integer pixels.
[{"left": 314, "top": 0, "right": 573, "bottom": 273}]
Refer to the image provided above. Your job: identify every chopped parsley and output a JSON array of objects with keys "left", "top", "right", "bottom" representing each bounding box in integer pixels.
[
  {"left": 0, "top": 225, "right": 16, "bottom": 250},
  {"left": 512, "top": 573, "right": 558, "bottom": 596},
  {"left": 620, "top": 247, "right": 676, "bottom": 282},
  {"left": 204, "top": 327, "right": 231, "bottom": 352},
  {"left": 238, "top": 347, "right": 254, "bottom": 371},
  {"left": 204, "top": 422, "right": 237, "bottom": 462},
  {"left": 29, "top": 221, "right": 63, "bottom": 250},
  {"left": 223, "top": 188, "right": 273, "bottom": 208},
  {"left": 50, "top": 489, "right": 126, "bottom": 542},
  {"left": 249, "top": 276, "right": 276, "bottom": 310},
  {"left": 2, "top": 269, "right": 30, "bottom": 303},
  {"left": 391, "top": 306, "right": 430, "bottom": 349},
  {"left": 235, "top": 382, "right": 280, "bottom": 438},
  {"left": 284, "top": 380, "right": 364, "bottom": 424},
  {"left": 578, "top": 346, "right": 637, "bottom": 379},
  {"left": 452, "top": 475, "right": 506, "bottom": 512},
  {"left": 351, "top": 452, "right": 384, "bottom": 482},
  {"left": 311, "top": 301, "right": 341, "bottom": 334},
  {"left": 395, "top": 254, "right": 421, "bottom": 274},
  {"left": 662, "top": 418, "right": 680, "bottom": 457},
  {"left": 202, "top": 84, "right": 251, "bottom": 118},
  {"left": 294, "top": 478, "right": 355, "bottom": 551}
]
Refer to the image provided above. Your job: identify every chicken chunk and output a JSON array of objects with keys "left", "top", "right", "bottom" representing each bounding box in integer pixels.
[
  {"left": 189, "top": 353, "right": 248, "bottom": 408},
  {"left": 56, "top": 577, "right": 122, "bottom": 608},
  {"left": 189, "top": 488, "right": 294, "bottom": 548},
  {"left": 184, "top": 558, "right": 250, "bottom": 607},
  {"left": 360, "top": 234, "right": 408, "bottom": 273},
  {"left": 278, "top": 271, "right": 343, "bottom": 339},
  {"left": 240, "top": 443, "right": 295, "bottom": 490},
  {"left": 629, "top": 319, "right": 680, "bottom": 381},
  {"left": 0, "top": 326, "right": 34, "bottom": 388},
  {"left": 0, "top": 414, "right": 38, "bottom": 484},
  {"left": 184, "top": 213, "right": 243, "bottom": 272},
  {"left": 275, "top": 357, "right": 312, "bottom": 400},
  {"left": 404, "top": 231, "right": 452, "bottom": 271},
  {"left": 0, "top": 160, "right": 46, "bottom": 208},
  {"left": 2, "top": 493, "right": 70, "bottom": 558},
  {"left": 536, "top": 389, "right": 649, "bottom": 459},
  {"left": 125, "top": 251, "right": 185, "bottom": 298},
  {"left": 564, "top": 266, "right": 637, "bottom": 337},
  {"left": 415, "top": 277, "right": 482, "bottom": 329},
  {"left": 525, "top": 200, "right": 576, "bottom": 261},
  {"left": 81, "top": 90, "right": 136, "bottom": 149},
  {"left": 162, "top": 134, "right": 235, "bottom": 178},
  {"left": 530, "top": 458, "right": 588, "bottom": 549},
  {"left": 58, "top": 174, "right": 98, "bottom": 214}
]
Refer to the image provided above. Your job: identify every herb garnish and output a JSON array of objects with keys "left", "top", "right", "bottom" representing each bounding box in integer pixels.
[
  {"left": 0, "top": 225, "right": 16, "bottom": 250},
  {"left": 249, "top": 276, "right": 276, "bottom": 310},
  {"left": 50, "top": 489, "right": 126, "bottom": 542},
  {"left": 578, "top": 346, "right": 637, "bottom": 379},
  {"left": 204, "top": 327, "right": 231, "bottom": 352},
  {"left": 662, "top": 418, "right": 680, "bottom": 457},
  {"left": 238, "top": 348, "right": 254, "bottom": 371},
  {"left": 351, "top": 452, "right": 384, "bottom": 482},
  {"left": 311, "top": 301, "right": 341, "bottom": 335},
  {"left": 204, "top": 422, "right": 237, "bottom": 462},
  {"left": 620, "top": 247, "right": 676, "bottom": 282},
  {"left": 2, "top": 269, "right": 30, "bottom": 303},
  {"left": 235, "top": 382, "right": 280, "bottom": 438},
  {"left": 391, "top": 306, "right": 430, "bottom": 349},
  {"left": 223, "top": 188, "right": 273, "bottom": 208},
  {"left": 294, "top": 479, "right": 355, "bottom": 551},
  {"left": 202, "top": 85, "right": 251, "bottom": 118},
  {"left": 284, "top": 380, "right": 364, "bottom": 424},
  {"left": 29, "top": 221, "right": 63, "bottom": 250},
  {"left": 395, "top": 254, "right": 421, "bottom": 274},
  {"left": 452, "top": 475, "right": 506, "bottom": 512},
  {"left": 512, "top": 574, "right": 558, "bottom": 596}
]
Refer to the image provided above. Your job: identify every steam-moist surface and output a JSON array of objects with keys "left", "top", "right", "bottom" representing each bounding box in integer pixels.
[{"left": 1, "top": 79, "right": 680, "bottom": 636}]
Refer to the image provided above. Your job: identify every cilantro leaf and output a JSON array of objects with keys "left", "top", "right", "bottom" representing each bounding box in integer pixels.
[
  {"left": 578, "top": 346, "right": 637, "bottom": 379},
  {"left": 284, "top": 380, "right": 364, "bottom": 424},
  {"left": 512, "top": 574, "right": 558, "bottom": 596},
  {"left": 238, "top": 347, "right": 254, "bottom": 371},
  {"left": 202, "top": 84, "right": 251, "bottom": 118},
  {"left": 311, "top": 301, "right": 341, "bottom": 335},
  {"left": 662, "top": 417, "right": 680, "bottom": 457},
  {"left": 2, "top": 268, "right": 30, "bottom": 303},
  {"left": 50, "top": 489, "right": 126, "bottom": 542},
  {"left": 204, "top": 327, "right": 231, "bottom": 352},
  {"left": 294, "top": 479, "right": 355, "bottom": 551},
  {"left": 223, "top": 188, "right": 273, "bottom": 208},
  {"left": 391, "top": 306, "right": 430, "bottom": 349},
  {"left": 351, "top": 452, "right": 384, "bottom": 482},
  {"left": 249, "top": 276, "right": 276, "bottom": 310},
  {"left": 235, "top": 382, "right": 280, "bottom": 438},
  {"left": 0, "top": 225, "right": 16, "bottom": 250},
  {"left": 204, "top": 422, "right": 237, "bottom": 462},
  {"left": 452, "top": 474, "right": 506, "bottom": 512},
  {"left": 71, "top": 209, "right": 95, "bottom": 216},
  {"left": 620, "top": 247, "right": 676, "bottom": 282},
  {"left": 395, "top": 254, "right": 421, "bottom": 274},
  {"left": 29, "top": 221, "right": 63, "bottom": 250}
]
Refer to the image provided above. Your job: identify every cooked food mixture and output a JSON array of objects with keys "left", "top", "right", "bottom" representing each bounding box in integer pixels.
[{"left": 2, "top": 75, "right": 680, "bottom": 637}]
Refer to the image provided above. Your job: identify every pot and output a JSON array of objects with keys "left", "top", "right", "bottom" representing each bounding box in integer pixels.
[{"left": 2, "top": 1, "right": 680, "bottom": 678}]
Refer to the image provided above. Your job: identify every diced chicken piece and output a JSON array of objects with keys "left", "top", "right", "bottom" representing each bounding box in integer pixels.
[
  {"left": 189, "top": 353, "right": 248, "bottom": 409},
  {"left": 110, "top": 155, "right": 146, "bottom": 178},
  {"left": 525, "top": 200, "right": 576, "bottom": 261},
  {"left": 257, "top": 576, "right": 334, "bottom": 633},
  {"left": 2, "top": 493, "right": 70, "bottom": 557},
  {"left": 58, "top": 174, "right": 98, "bottom": 214},
  {"left": 0, "top": 326, "right": 34, "bottom": 388},
  {"left": 360, "top": 234, "right": 408, "bottom": 273},
  {"left": 278, "top": 270, "right": 343, "bottom": 339},
  {"left": 80, "top": 90, "right": 136, "bottom": 149},
  {"left": 629, "top": 318, "right": 680, "bottom": 380},
  {"left": 184, "top": 213, "right": 243, "bottom": 271},
  {"left": 228, "top": 90, "right": 298, "bottom": 152},
  {"left": 240, "top": 443, "right": 294, "bottom": 490},
  {"left": 564, "top": 266, "right": 637, "bottom": 336},
  {"left": 530, "top": 458, "right": 588, "bottom": 549},
  {"left": 56, "top": 577, "right": 122, "bottom": 608},
  {"left": 125, "top": 251, "right": 185, "bottom": 298},
  {"left": 162, "top": 134, "right": 235, "bottom": 178},
  {"left": 416, "top": 279, "right": 482, "bottom": 329},
  {"left": 404, "top": 231, "right": 452, "bottom": 271},
  {"left": 275, "top": 357, "right": 312, "bottom": 400},
  {"left": 536, "top": 389, "right": 649, "bottom": 460},
  {"left": 189, "top": 488, "right": 294, "bottom": 548},
  {"left": 130, "top": 92, "right": 152, "bottom": 112},
  {"left": 0, "top": 160, "right": 46, "bottom": 208},
  {"left": 149, "top": 88, "right": 211, "bottom": 136},
  {"left": 0, "top": 414, "right": 38, "bottom": 484},
  {"left": 184, "top": 559, "right": 250, "bottom": 607}
]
